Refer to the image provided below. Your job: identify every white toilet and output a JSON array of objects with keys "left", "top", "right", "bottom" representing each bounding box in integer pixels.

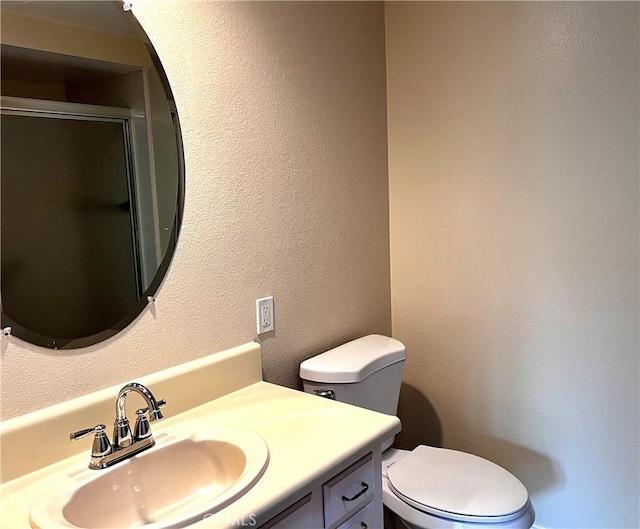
[{"left": 299, "top": 334, "right": 535, "bottom": 529}]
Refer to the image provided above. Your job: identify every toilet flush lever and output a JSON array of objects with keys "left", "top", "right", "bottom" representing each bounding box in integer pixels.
[{"left": 313, "top": 389, "right": 336, "bottom": 400}]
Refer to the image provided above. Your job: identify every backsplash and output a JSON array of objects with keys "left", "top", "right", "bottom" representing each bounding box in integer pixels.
[{"left": 0, "top": 342, "right": 262, "bottom": 482}]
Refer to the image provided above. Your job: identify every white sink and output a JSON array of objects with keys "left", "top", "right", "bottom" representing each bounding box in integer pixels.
[{"left": 29, "top": 426, "right": 269, "bottom": 529}]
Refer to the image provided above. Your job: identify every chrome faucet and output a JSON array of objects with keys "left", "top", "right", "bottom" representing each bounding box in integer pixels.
[{"left": 70, "top": 382, "right": 166, "bottom": 470}]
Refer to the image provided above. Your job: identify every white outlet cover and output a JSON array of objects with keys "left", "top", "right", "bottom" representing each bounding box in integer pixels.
[{"left": 256, "top": 297, "right": 274, "bottom": 334}]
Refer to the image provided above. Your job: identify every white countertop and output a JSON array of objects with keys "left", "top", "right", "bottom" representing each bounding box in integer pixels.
[{"left": 0, "top": 381, "right": 400, "bottom": 528}]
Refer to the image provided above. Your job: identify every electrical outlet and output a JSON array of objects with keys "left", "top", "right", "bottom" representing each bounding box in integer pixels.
[{"left": 256, "top": 296, "right": 274, "bottom": 334}]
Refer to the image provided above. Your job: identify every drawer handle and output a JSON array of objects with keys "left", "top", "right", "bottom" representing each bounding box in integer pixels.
[{"left": 341, "top": 481, "right": 369, "bottom": 502}]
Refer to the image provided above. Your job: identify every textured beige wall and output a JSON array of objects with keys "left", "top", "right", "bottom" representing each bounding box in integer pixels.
[
  {"left": 0, "top": 1, "right": 391, "bottom": 419},
  {"left": 387, "top": 2, "right": 639, "bottom": 528}
]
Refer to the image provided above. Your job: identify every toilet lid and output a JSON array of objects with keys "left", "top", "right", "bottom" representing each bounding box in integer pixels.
[{"left": 386, "top": 446, "right": 529, "bottom": 521}]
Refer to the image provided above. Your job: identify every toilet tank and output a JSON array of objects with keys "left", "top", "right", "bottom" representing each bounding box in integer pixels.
[{"left": 299, "top": 334, "right": 406, "bottom": 417}]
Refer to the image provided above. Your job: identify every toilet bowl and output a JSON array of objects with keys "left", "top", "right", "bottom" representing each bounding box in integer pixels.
[
  {"left": 299, "top": 335, "right": 535, "bottom": 529},
  {"left": 381, "top": 448, "right": 535, "bottom": 529}
]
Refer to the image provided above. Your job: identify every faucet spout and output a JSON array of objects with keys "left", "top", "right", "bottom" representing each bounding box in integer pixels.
[
  {"left": 116, "top": 382, "right": 164, "bottom": 422},
  {"left": 113, "top": 382, "right": 164, "bottom": 450}
]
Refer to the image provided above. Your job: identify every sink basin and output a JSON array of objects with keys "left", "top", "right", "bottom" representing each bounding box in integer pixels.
[{"left": 29, "top": 426, "right": 269, "bottom": 529}]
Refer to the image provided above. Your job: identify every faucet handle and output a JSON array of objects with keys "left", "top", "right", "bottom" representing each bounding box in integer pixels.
[
  {"left": 133, "top": 398, "right": 166, "bottom": 441},
  {"left": 137, "top": 398, "right": 166, "bottom": 421},
  {"left": 134, "top": 409, "right": 152, "bottom": 440},
  {"left": 137, "top": 398, "right": 167, "bottom": 412},
  {"left": 70, "top": 423, "right": 107, "bottom": 441},
  {"left": 70, "top": 424, "right": 112, "bottom": 460}
]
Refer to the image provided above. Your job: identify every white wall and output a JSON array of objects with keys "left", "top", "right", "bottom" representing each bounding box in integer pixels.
[
  {"left": 387, "top": 2, "right": 639, "bottom": 528},
  {"left": 0, "top": 1, "right": 391, "bottom": 419}
]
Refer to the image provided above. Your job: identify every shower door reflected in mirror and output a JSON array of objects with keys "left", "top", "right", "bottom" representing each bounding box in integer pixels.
[{"left": 2, "top": 109, "right": 141, "bottom": 342}]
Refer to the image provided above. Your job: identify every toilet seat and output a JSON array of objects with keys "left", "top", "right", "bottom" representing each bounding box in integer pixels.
[{"left": 386, "top": 445, "right": 530, "bottom": 524}]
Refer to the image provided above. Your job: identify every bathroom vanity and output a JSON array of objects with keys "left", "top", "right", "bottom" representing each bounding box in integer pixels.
[{"left": 0, "top": 342, "right": 400, "bottom": 528}]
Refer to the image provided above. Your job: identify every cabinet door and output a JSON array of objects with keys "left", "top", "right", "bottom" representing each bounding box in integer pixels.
[{"left": 261, "top": 492, "right": 323, "bottom": 529}]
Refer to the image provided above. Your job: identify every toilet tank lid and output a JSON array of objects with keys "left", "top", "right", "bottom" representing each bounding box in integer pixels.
[{"left": 299, "top": 334, "right": 406, "bottom": 383}]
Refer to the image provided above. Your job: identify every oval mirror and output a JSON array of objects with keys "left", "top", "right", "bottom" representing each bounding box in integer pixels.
[{"left": 0, "top": 0, "right": 185, "bottom": 349}]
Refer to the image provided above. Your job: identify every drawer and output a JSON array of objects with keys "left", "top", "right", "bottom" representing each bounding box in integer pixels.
[
  {"left": 323, "top": 453, "right": 375, "bottom": 529},
  {"left": 336, "top": 502, "right": 376, "bottom": 529}
]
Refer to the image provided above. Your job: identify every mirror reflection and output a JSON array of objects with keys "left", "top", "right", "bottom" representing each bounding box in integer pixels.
[{"left": 1, "top": 1, "right": 185, "bottom": 349}]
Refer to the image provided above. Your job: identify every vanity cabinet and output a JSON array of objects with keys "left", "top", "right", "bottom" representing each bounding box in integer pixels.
[
  {"left": 261, "top": 451, "right": 382, "bottom": 529},
  {"left": 0, "top": 347, "right": 401, "bottom": 529}
]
